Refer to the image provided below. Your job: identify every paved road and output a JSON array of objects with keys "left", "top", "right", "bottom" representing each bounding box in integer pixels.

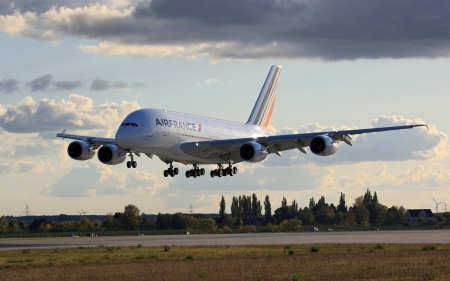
[{"left": 0, "top": 230, "right": 449, "bottom": 250}]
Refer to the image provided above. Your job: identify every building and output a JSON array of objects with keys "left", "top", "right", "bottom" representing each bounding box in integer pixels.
[{"left": 405, "top": 209, "right": 434, "bottom": 224}]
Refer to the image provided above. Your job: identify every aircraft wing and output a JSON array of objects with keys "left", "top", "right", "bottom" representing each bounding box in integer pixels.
[
  {"left": 180, "top": 124, "right": 427, "bottom": 161},
  {"left": 56, "top": 132, "right": 116, "bottom": 147}
]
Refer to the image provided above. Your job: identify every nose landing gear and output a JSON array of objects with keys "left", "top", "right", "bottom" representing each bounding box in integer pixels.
[{"left": 126, "top": 152, "right": 137, "bottom": 168}]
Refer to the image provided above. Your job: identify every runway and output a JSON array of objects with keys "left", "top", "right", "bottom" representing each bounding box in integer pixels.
[{"left": 0, "top": 230, "right": 449, "bottom": 251}]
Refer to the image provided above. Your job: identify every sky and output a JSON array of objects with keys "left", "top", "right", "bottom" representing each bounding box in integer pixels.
[{"left": 1, "top": 0, "right": 450, "bottom": 216}]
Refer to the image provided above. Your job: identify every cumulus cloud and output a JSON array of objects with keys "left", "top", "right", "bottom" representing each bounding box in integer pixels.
[
  {"left": 0, "top": 94, "right": 140, "bottom": 134},
  {"left": 0, "top": 159, "right": 52, "bottom": 174},
  {"left": 48, "top": 162, "right": 161, "bottom": 197},
  {"left": 196, "top": 78, "right": 219, "bottom": 86},
  {"left": 2, "top": 1, "right": 450, "bottom": 61},
  {"left": 90, "top": 78, "right": 130, "bottom": 91},
  {"left": 0, "top": 78, "right": 20, "bottom": 94},
  {"left": 262, "top": 116, "right": 448, "bottom": 169}
]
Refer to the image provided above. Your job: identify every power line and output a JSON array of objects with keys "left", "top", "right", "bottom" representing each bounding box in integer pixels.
[{"left": 188, "top": 205, "right": 194, "bottom": 214}]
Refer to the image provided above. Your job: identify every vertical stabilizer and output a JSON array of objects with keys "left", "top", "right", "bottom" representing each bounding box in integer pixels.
[{"left": 246, "top": 65, "right": 281, "bottom": 132}]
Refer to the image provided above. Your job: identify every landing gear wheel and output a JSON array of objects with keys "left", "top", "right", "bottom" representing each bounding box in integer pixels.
[
  {"left": 163, "top": 170, "right": 169, "bottom": 177},
  {"left": 200, "top": 168, "right": 205, "bottom": 175},
  {"left": 210, "top": 170, "right": 214, "bottom": 177},
  {"left": 185, "top": 171, "right": 190, "bottom": 178},
  {"left": 170, "top": 170, "right": 175, "bottom": 177},
  {"left": 132, "top": 161, "right": 137, "bottom": 168},
  {"left": 127, "top": 161, "right": 131, "bottom": 168},
  {"left": 233, "top": 167, "right": 238, "bottom": 174},
  {"left": 174, "top": 168, "right": 179, "bottom": 175}
]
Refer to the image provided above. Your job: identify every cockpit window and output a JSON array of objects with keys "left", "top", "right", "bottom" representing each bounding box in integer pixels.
[{"left": 125, "top": 123, "right": 130, "bottom": 126}]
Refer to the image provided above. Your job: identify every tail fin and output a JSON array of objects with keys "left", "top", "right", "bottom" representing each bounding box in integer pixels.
[{"left": 246, "top": 65, "right": 281, "bottom": 132}]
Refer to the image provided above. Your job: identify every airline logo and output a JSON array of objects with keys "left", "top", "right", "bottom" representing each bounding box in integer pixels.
[{"left": 156, "top": 118, "right": 201, "bottom": 132}]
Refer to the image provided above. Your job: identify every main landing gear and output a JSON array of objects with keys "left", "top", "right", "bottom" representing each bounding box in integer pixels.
[
  {"left": 163, "top": 162, "right": 179, "bottom": 177},
  {"left": 126, "top": 153, "right": 137, "bottom": 168},
  {"left": 210, "top": 164, "right": 238, "bottom": 178},
  {"left": 185, "top": 164, "right": 206, "bottom": 178}
]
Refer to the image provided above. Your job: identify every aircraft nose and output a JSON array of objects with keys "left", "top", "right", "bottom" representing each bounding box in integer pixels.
[{"left": 115, "top": 127, "right": 130, "bottom": 148}]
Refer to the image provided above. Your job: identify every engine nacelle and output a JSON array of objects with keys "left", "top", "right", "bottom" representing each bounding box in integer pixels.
[
  {"left": 239, "top": 141, "right": 268, "bottom": 163},
  {"left": 97, "top": 144, "right": 127, "bottom": 165},
  {"left": 309, "top": 135, "right": 338, "bottom": 156},
  {"left": 67, "top": 141, "right": 95, "bottom": 160}
]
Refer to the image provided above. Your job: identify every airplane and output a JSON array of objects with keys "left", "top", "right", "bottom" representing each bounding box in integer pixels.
[{"left": 57, "top": 66, "right": 427, "bottom": 179}]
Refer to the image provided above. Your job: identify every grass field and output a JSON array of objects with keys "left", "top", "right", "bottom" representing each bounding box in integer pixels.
[{"left": 0, "top": 243, "right": 449, "bottom": 280}]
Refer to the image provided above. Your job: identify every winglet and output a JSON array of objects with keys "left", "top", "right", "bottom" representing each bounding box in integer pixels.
[
  {"left": 425, "top": 120, "right": 430, "bottom": 131},
  {"left": 61, "top": 129, "right": 66, "bottom": 134}
]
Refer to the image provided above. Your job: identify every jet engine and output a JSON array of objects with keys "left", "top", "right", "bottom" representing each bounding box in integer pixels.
[
  {"left": 97, "top": 144, "right": 127, "bottom": 165},
  {"left": 67, "top": 141, "right": 95, "bottom": 160},
  {"left": 309, "top": 135, "right": 338, "bottom": 156},
  {"left": 239, "top": 141, "right": 268, "bottom": 163}
]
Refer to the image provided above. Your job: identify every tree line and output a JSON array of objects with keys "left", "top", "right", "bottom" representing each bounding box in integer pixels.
[{"left": 1, "top": 189, "right": 449, "bottom": 234}]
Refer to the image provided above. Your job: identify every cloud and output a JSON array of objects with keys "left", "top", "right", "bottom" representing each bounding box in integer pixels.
[
  {"left": 27, "top": 74, "right": 53, "bottom": 91},
  {"left": 54, "top": 80, "right": 82, "bottom": 90},
  {"left": 196, "top": 78, "right": 219, "bottom": 86},
  {"left": 48, "top": 162, "right": 161, "bottom": 197},
  {"left": 0, "top": 94, "right": 140, "bottom": 134},
  {"left": 262, "top": 116, "right": 448, "bottom": 169},
  {"left": 2, "top": 1, "right": 450, "bottom": 61},
  {"left": 0, "top": 159, "right": 52, "bottom": 174},
  {"left": 90, "top": 78, "right": 130, "bottom": 91},
  {"left": 0, "top": 78, "right": 20, "bottom": 94}
]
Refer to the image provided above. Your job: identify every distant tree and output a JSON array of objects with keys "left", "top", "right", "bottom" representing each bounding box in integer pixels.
[
  {"left": 264, "top": 195, "right": 272, "bottom": 223},
  {"left": 231, "top": 196, "right": 239, "bottom": 221},
  {"left": 280, "top": 219, "right": 302, "bottom": 232},
  {"left": 337, "top": 192, "right": 347, "bottom": 213},
  {"left": 122, "top": 204, "right": 140, "bottom": 230},
  {"left": 257, "top": 200, "right": 262, "bottom": 218},
  {"left": 281, "top": 196, "right": 288, "bottom": 208},
  {"left": 363, "top": 188, "right": 373, "bottom": 205},
  {"left": 416, "top": 216, "right": 426, "bottom": 225},
  {"left": 78, "top": 217, "right": 91, "bottom": 231},
  {"left": 8, "top": 219, "right": 21, "bottom": 233},
  {"left": 156, "top": 213, "right": 172, "bottom": 230},
  {"left": 219, "top": 195, "right": 226, "bottom": 218},
  {"left": 112, "top": 212, "right": 123, "bottom": 230},
  {"left": 344, "top": 212, "right": 357, "bottom": 226},
  {"left": 309, "top": 197, "right": 315, "bottom": 211},
  {"left": 384, "top": 206, "right": 406, "bottom": 226},
  {"left": 317, "top": 196, "right": 327, "bottom": 209},
  {"left": 291, "top": 200, "right": 298, "bottom": 212},
  {"left": 352, "top": 195, "right": 370, "bottom": 224},
  {"left": 372, "top": 191, "right": 379, "bottom": 204},
  {"left": 224, "top": 215, "right": 234, "bottom": 227},
  {"left": 0, "top": 216, "right": 8, "bottom": 234},
  {"left": 315, "top": 206, "right": 335, "bottom": 224},
  {"left": 170, "top": 213, "right": 187, "bottom": 229},
  {"left": 90, "top": 219, "right": 103, "bottom": 231},
  {"left": 242, "top": 195, "right": 252, "bottom": 221},
  {"left": 103, "top": 213, "right": 114, "bottom": 230},
  {"left": 299, "top": 207, "right": 315, "bottom": 225}
]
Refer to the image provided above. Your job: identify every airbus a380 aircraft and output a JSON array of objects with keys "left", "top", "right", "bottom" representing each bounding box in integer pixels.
[{"left": 57, "top": 66, "right": 426, "bottom": 179}]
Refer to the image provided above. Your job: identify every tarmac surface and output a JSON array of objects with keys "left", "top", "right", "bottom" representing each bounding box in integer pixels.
[{"left": 0, "top": 230, "right": 449, "bottom": 251}]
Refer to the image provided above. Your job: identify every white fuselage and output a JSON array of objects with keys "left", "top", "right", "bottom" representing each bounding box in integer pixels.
[{"left": 115, "top": 108, "right": 267, "bottom": 165}]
